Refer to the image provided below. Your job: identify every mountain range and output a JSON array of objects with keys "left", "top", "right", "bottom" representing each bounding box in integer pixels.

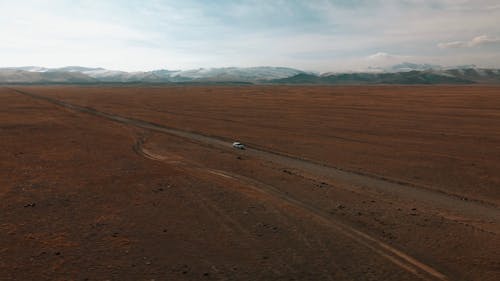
[
  {"left": 271, "top": 68, "right": 500, "bottom": 85},
  {"left": 1, "top": 64, "right": 499, "bottom": 84}
]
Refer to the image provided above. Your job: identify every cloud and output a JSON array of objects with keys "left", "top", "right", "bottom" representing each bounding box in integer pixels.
[
  {"left": 438, "top": 41, "right": 468, "bottom": 48},
  {"left": 364, "top": 52, "right": 415, "bottom": 70},
  {"left": 438, "top": 35, "right": 500, "bottom": 48},
  {"left": 367, "top": 52, "right": 411, "bottom": 62},
  {"left": 368, "top": 52, "right": 394, "bottom": 60},
  {"left": 470, "top": 35, "right": 500, "bottom": 46},
  {"left": 1, "top": 1, "right": 500, "bottom": 71}
]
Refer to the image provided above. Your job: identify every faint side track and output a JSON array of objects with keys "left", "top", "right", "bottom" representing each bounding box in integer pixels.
[{"left": 204, "top": 169, "right": 450, "bottom": 281}]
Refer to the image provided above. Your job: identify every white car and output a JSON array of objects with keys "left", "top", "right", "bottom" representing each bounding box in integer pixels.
[{"left": 232, "top": 142, "right": 245, "bottom": 149}]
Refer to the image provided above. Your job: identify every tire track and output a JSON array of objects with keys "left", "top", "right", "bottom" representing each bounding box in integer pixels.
[
  {"left": 203, "top": 169, "right": 449, "bottom": 281},
  {"left": 135, "top": 135, "right": 253, "bottom": 238}
]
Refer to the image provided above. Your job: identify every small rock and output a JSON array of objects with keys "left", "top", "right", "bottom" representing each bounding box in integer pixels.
[{"left": 153, "top": 187, "right": 164, "bottom": 193}]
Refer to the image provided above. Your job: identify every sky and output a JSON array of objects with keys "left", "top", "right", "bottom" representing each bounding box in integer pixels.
[{"left": 1, "top": 0, "right": 499, "bottom": 72}]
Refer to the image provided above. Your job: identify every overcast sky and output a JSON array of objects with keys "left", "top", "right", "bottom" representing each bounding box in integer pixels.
[{"left": 1, "top": 0, "right": 499, "bottom": 72}]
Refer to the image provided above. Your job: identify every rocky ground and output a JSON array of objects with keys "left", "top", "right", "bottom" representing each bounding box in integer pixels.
[{"left": 1, "top": 86, "right": 499, "bottom": 280}]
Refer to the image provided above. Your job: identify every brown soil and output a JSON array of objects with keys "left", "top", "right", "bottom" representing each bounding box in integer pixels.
[{"left": 1, "top": 85, "right": 499, "bottom": 281}]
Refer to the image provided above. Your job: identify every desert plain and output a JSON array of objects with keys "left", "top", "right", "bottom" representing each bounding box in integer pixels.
[{"left": 1, "top": 85, "right": 499, "bottom": 280}]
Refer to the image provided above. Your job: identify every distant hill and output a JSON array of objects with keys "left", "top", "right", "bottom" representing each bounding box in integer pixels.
[
  {"left": 0, "top": 66, "right": 305, "bottom": 84},
  {"left": 0, "top": 69, "right": 98, "bottom": 84},
  {"left": 1, "top": 65, "right": 499, "bottom": 84},
  {"left": 439, "top": 68, "right": 500, "bottom": 84},
  {"left": 168, "top": 67, "right": 304, "bottom": 82},
  {"left": 269, "top": 69, "right": 500, "bottom": 85},
  {"left": 387, "top": 62, "right": 443, "bottom": 72}
]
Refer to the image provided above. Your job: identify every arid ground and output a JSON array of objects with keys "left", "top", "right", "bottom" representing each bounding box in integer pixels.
[{"left": 1, "top": 85, "right": 499, "bottom": 280}]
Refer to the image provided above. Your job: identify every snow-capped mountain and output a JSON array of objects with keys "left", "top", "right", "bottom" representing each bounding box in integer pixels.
[
  {"left": 0, "top": 66, "right": 306, "bottom": 83},
  {"left": 9, "top": 66, "right": 298, "bottom": 82},
  {"left": 0, "top": 66, "right": 51, "bottom": 72},
  {"left": 166, "top": 67, "right": 305, "bottom": 81},
  {"left": 365, "top": 62, "right": 482, "bottom": 73},
  {"left": 387, "top": 62, "right": 443, "bottom": 72},
  {"left": 270, "top": 67, "right": 500, "bottom": 85},
  {"left": 89, "top": 66, "right": 305, "bottom": 82},
  {"left": 0, "top": 69, "right": 98, "bottom": 83}
]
